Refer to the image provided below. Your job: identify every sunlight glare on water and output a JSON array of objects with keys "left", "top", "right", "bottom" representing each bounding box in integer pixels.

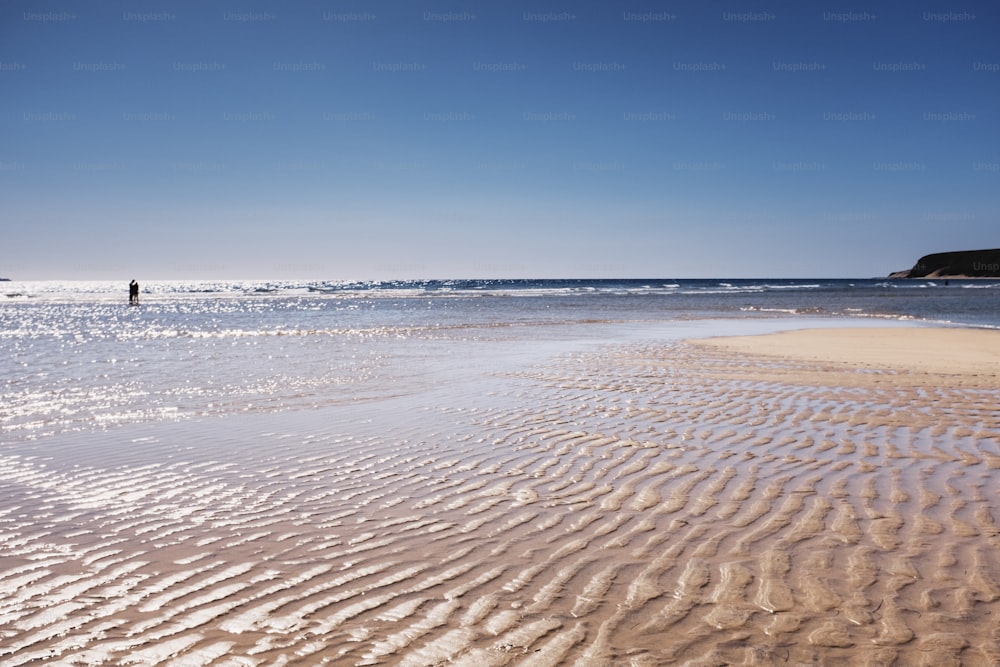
[{"left": 3, "top": 278, "right": 998, "bottom": 443}]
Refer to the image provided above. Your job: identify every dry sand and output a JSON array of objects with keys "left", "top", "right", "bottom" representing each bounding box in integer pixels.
[
  {"left": 2, "top": 326, "right": 1000, "bottom": 665},
  {"left": 693, "top": 326, "right": 1000, "bottom": 383}
]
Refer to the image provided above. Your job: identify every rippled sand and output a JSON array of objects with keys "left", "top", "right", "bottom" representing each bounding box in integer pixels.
[{"left": 2, "top": 327, "right": 1000, "bottom": 665}]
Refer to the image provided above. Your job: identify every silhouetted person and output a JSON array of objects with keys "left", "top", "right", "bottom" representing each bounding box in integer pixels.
[{"left": 129, "top": 279, "right": 139, "bottom": 305}]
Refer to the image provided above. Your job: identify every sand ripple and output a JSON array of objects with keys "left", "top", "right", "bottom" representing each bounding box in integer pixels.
[{"left": 1, "top": 338, "right": 999, "bottom": 663}]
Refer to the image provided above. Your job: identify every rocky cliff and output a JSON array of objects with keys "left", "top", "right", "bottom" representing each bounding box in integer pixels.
[{"left": 889, "top": 248, "right": 1000, "bottom": 278}]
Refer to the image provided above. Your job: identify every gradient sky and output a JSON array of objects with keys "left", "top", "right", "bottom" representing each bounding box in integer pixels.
[{"left": 2, "top": 0, "right": 998, "bottom": 279}]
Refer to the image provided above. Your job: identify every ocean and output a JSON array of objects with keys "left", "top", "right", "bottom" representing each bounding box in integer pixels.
[{"left": 3, "top": 277, "right": 999, "bottom": 446}]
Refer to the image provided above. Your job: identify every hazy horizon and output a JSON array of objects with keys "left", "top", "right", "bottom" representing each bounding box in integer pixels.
[
  {"left": 2, "top": 1, "right": 997, "bottom": 280},
  {"left": 4, "top": 275, "right": 992, "bottom": 286}
]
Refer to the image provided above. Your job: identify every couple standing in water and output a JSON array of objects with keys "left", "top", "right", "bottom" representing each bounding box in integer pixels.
[{"left": 129, "top": 280, "right": 139, "bottom": 305}]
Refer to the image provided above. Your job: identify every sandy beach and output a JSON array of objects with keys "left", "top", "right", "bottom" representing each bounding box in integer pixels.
[
  {"left": 2, "top": 325, "right": 1000, "bottom": 665},
  {"left": 693, "top": 326, "right": 1000, "bottom": 385}
]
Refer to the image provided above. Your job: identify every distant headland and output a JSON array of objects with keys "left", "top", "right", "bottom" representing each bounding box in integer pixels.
[{"left": 889, "top": 248, "right": 1000, "bottom": 279}]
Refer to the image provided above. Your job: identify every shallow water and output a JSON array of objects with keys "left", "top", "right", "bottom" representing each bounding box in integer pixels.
[
  {"left": 1, "top": 333, "right": 998, "bottom": 665},
  {"left": 4, "top": 278, "right": 999, "bottom": 443}
]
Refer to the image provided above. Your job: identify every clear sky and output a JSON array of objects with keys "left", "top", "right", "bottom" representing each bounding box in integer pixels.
[{"left": 2, "top": 0, "right": 997, "bottom": 279}]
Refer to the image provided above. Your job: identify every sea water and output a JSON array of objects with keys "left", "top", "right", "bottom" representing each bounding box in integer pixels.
[{"left": 3, "top": 278, "right": 999, "bottom": 446}]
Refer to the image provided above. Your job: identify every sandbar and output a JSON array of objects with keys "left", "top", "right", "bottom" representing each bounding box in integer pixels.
[{"left": 692, "top": 326, "right": 1000, "bottom": 384}]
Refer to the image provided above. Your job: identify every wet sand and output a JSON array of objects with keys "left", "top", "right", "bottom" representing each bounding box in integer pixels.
[{"left": 2, "top": 326, "right": 1000, "bottom": 665}]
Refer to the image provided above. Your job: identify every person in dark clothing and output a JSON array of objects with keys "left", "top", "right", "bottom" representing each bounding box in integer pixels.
[{"left": 129, "top": 279, "right": 139, "bottom": 305}]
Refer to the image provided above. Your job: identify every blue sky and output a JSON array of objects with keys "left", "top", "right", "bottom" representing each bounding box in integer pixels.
[{"left": 2, "top": 1, "right": 997, "bottom": 279}]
